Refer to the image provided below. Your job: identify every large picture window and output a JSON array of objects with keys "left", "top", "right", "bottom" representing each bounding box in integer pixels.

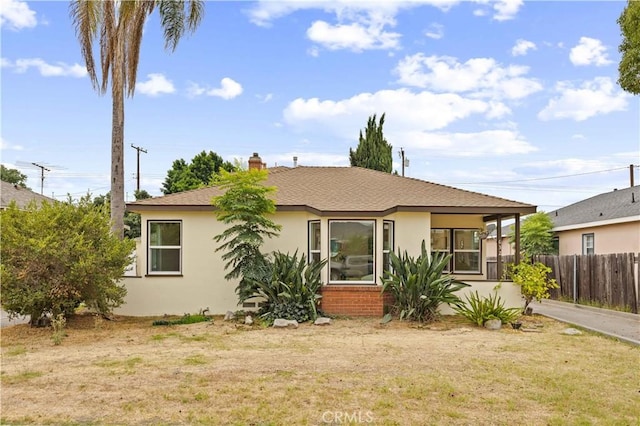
[
  {"left": 329, "top": 220, "right": 375, "bottom": 283},
  {"left": 430, "top": 228, "right": 481, "bottom": 274},
  {"left": 148, "top": 221, "right": 182, "bottom": 274}
]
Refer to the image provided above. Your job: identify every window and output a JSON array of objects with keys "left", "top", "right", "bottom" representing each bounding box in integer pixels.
[
  {"left": 582, "top": 233, "right": 594, "bottom": 255},
  {"left": 430, "top": 228, "right": 481, "bottom": 274},
  {"left": 430, "top": 229, "right": 450, "bottom": 271},
  {"left": 383, "top": 221, "right": 394, "bottom": 273},
  {"left": 329, "top": 220, "right": 375, "bottom": 283},
  {"left": 453, "top": 229, "right": 480, "bottom": 273},
  {"left": 308, "top": 221, "right": 321, "bottom": 264},
  {"left": 148, "top": 221, "right": 181, "bottom": 274}
]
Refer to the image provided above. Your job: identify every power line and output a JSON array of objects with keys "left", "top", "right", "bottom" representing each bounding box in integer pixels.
[{"left": 446, "top": 165, "right": 638, "bottom": 185}]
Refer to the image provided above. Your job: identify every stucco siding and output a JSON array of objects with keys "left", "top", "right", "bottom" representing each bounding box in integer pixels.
[{"left": 557, "top": 221, "right": 640, "bottom": 255}]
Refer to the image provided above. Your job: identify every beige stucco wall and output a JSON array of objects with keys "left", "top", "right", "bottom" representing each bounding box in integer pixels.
[
  {"left": 439, "top": 280, "right": 523, "bottom": 314},
  {"left": 557, "top": 221, "right": 640, "bottom": 255},
  {"left": 485, "top": 237, "right": 515, "bottom": 258},
  {"left": 118, "top": 210, "right": 508, "bottom": 316}
]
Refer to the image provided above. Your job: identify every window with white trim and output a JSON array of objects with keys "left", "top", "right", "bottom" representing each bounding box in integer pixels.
[
  {"left": 582, "top": 233, "right": 594, "bottom": 255},
  {"left": 329, "top": 220, "right": 375, "bottom": 283},
  {"left": 148, "top": 221, "right": 182, "bottom": 274},
  {"left": 309, "top": 221, "right": 321, "bottom": 264},
  {"left": 383, "top": 221, "right": 394, "bottom": 273},
  {"left": 430, "top": 228, "right": 481, "bottom": 273}
]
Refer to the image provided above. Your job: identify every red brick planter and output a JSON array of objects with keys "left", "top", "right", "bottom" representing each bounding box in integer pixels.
[{"left": 320, "top": 285, "right": 394, "bottom": 317}]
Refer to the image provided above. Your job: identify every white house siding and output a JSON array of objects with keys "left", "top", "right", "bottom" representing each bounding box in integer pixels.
[{"left": 117, "top": 210, "right": 521, "bottom": 316}]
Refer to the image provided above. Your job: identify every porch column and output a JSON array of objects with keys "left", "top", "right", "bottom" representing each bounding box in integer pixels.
[
  {"left": 496, "top": 215, "right": 502, "bottom": 280},
  {"left": 514, "top": 213, "right": 521, "bottom": 266}
]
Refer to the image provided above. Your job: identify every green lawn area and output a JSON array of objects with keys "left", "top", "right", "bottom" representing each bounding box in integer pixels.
[{"left": 1, "top": 314, "right": 638, "bottom": 425}]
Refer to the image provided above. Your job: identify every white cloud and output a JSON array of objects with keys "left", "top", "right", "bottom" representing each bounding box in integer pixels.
[
  {"left": 0, "top": 137, "right": 24, "bottom": 151},
  {"left": 425, "top": 23, "right": 444, "bottom": 40},
  {"left": 136, "top": 73, "right": 175, "bottom": 96},
  {"left": 306, "top": 19, "right": 400, "bottom": 51},
  {"left": 399, "top": 129, "right": 536, "bottom": 157},
  {"left": 307, "top": 46, "right": 320, "bottom": 57},
  {"left": 538, "top": 77, "right": 629, "bottom": 121},
  {"left": 492, "top": 0, "right": 524, "bottom": 21},
  {"left": 3, "top": 57, "right": 87, "bottom": 78},
  {"left": 394, "top": 53, "right": 542, "bottom": 100},
  {"left": 256, "top": 93, "right": 273, "bottom": 103},
  {"left": 569, "top": 37, "right": 612, "bottom": 67},
  {"left": 188, "top": 78, "right": 243, "bottom": 100},
  {"left": 511, "top": 39, "right": 536, "bottom": 56},
  {"left": 283, "top": 89, "right": 493, "bottom": 135},
  {"left": 246, "top": 1, "right": 521, "bottom": 53},
  {"left": 0, "top": 0, "right": 37, "bottom": 30}
]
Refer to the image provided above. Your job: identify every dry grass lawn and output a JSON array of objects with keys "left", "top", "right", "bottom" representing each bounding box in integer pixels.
[{"left": 1, "top": 313, "right": 638, "bottom": 425}]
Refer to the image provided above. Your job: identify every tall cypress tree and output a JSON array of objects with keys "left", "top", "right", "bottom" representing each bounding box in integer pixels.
[{"left": 349, "top": 113, "right": 393, "bottom": 173}]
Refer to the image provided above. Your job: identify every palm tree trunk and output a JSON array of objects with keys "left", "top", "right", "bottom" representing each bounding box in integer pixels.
[{"left": 110, "top": 30, "right": 126, "bottom": 239}]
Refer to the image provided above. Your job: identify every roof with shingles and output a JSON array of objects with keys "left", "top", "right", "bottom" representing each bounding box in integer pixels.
[
  {"left": 129, "top": 166, "right": 536, "bottom": 214},
  {"left": 1, "top": 181, "right": 55, "bottom": 209},
  {"left": 549, "top": 185, "right": 640, "bottom": 228}
]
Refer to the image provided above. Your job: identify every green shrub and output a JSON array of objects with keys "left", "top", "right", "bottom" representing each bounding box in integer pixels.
[
  {"left": 453, "top": 291, "right": 521, "bottom": 326},
  {"left": 247, "top": 251, "right": 327, "bottom": 323},
  {"left": 381, "top": 241, "right": 469, "bottom": 322},
  {"left": 509, "top": 259, "right": 559, "bottom": 313},
  {"left": 0, "top": 196, "right": 133, "bottom": 324}
]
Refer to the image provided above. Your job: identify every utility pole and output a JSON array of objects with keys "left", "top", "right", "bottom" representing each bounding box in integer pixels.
[
  {"left": 630, "top": 164, "right": 635, "bottom": 187},
  {"left": 130, "top": 144, "right": 147, "bottom": 192},
  {"left": 399, "top": 148, "right": 409, "bottom": 177},
  {"left": 31, "top": 162, "right": 50, "bottom": 195}
]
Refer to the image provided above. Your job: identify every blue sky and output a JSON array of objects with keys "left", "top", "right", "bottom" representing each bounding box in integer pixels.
[{"left": 1, "top": 0, "right": 638, "bottom": 211}]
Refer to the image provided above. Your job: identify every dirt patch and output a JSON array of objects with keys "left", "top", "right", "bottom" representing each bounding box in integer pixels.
[{"left": 1, "top": 314, "right": 638, "bottom": 425}]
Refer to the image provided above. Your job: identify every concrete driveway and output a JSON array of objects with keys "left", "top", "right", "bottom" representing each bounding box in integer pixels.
[{"left": 1, "top": 310, "right": 30, "bottom": 328}]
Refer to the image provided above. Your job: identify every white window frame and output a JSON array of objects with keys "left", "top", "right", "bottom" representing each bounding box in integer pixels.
[
  {"left": 329, "top": 219, "right": 376, "bottom": 285},
  {"left": 383, "top": 220, "right": 394, "bottom": 273},
  {"left": 148, "top": 220, "right": 182, "bottom": 275},
  {"left": 308, "top": 220, "right": 321, "bottom": 264},
  {"left": 582, "top": 233, "right": 594, "bottom": 255},
  {"left": 453, "top": 229, "right": 481, "bottom": 274},
  {"left": 430, "top": 228, "right": 451, "bottom": 272}
]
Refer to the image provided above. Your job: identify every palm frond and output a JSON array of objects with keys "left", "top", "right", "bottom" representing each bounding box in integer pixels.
[{"left": 69, "top": 0, "right": 100, "bottom": 92}]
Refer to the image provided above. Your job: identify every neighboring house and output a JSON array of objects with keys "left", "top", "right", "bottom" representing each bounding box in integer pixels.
[
  {"left": 549, "top": 186, "right": 640, "bottom": 256},
  {"left": 0, "top": 181, "right": 54, "bottom": 210},
  {"left": 118, "top": 153, "right": 536, "bottom": 317},
  {"left": 485, "top": 223, "right": 517, "bottom": 258}
]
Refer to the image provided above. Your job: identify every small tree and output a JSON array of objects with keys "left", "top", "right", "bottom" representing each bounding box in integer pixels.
[
  {"left": 508, "top": 212, "right": 556, "bottom": 258},
  {"left": 1, "top": 165, "right": 29, "bottom": 188},
  {"left": 0, "top": 196, "right": 134, "bottom": 324},
  {"left": 509, "top": 259, "right": 559, "bottom": 314},
  {"left": 349, "top": 113, "right": 393, "bottom": 173},
  {"left": 618, "top": 0, "right": 640, "bottom": 95},
  {"left": 212, "top": 169, "right": 281, "bottom": 299}
]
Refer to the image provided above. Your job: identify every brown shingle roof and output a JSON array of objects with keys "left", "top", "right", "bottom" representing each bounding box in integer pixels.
[
  {"left": 129, "top": 166, "right": 535, "bottom": 215},
  {"left": 1, "top": 181, "right": 55, "bottom": 209}
]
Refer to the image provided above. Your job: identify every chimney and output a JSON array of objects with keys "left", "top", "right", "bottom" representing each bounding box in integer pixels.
[
  {"left": 293, "top": 156, "right": 298, "bottom": 167},
  {"left": 248, "top": 152, "right": 263, "bottom": 171}
]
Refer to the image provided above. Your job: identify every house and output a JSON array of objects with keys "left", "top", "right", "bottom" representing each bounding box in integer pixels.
[
  {"left": 0, "top": 181, "right": 54, "bottom": 210},
  {"left": 485, "top": 223, "right": 517, "bottom": 259},
  {"left": 118, "top": 153, "right": 536, "bottom": 317},
  {"left": 549, "top": 186, "right": 640, "bottom": 255}
]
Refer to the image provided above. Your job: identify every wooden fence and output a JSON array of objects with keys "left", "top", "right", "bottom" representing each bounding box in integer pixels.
[{"left": 487, "top": 253, "right": 639, "bottom": 314}]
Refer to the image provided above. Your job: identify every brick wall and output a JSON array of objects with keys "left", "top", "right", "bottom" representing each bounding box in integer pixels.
[{"left": 320, "top": 285, "right": 394, "bottom": 317}]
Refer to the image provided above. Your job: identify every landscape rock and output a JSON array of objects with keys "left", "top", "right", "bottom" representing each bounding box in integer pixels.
[
  {"left": 244, "top": 315, "right": 253, "bottom": 325},
  {"left": 224, "top": 311, "right": 234, "bottom": 321},
  {"left": 273, "top": 318, "right": 298, "bottom": 328},
  {"left": 484, "top": 319, "right": 502, "bottom": 330},
  {"left": 562, "top": 327, "right": 582, "bottom": 336},
  {"left": 314, "top": 317, "right": 332, "bottom": 326}
]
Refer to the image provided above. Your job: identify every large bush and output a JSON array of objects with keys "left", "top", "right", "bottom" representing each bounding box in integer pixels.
[
  {"left": 382, "top": 241, "right": 469, "bottom": 322},
  {"left": 0, "top": 197, "right": 134, "bottom": 324},
  {"left": 246, "top": 251, "right": 326, "bottom": 323}
]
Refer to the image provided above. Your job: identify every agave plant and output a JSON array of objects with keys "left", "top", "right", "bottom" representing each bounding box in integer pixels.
[
  {"left": 453, "top": 291, "right": 521, "bottom": 326},
  {"left": 381, "top": 241, "right": 469, "bottom": 322},
  {"left": 246, "top": 250, "right": 327, "bottom": 322}
]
